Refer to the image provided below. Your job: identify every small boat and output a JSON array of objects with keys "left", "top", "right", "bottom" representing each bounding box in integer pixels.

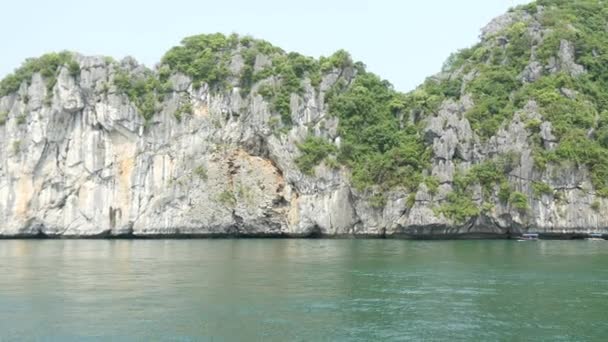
[
  {"left": 517, "top": 233, "right": 539, "bottom": 241},
  {"left": 586, "top": 233, "right": 605, "bottom": 241}
]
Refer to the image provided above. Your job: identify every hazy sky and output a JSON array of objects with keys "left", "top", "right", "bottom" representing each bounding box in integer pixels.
[{"left": 1, "top": 0, "right": 530, "bottom": 91}]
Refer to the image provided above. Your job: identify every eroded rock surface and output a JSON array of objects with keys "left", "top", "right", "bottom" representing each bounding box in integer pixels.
[
  {"left": 1, "top": 54, "right": 606, "bottom": 238},
  {"left": 2, "top": 3, "right": 608, "bottom": 238}
]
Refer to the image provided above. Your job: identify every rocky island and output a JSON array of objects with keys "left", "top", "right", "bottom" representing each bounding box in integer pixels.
[{"left": 1, "top": 0, "right": 608, "bottom": 238}]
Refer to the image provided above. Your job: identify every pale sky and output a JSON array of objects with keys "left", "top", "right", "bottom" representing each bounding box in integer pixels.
[{"left": 0, "top": 0, "right": 530, "bottom": 91}]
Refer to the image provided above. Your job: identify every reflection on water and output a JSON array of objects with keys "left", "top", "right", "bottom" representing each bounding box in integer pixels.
[{"left": 1, "top": 240, "right": 607, "bottom": 340}]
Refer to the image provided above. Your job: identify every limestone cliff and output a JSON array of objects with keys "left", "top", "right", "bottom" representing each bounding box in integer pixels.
[{"left": 1, "top": 0, "right": 608, "bottom": 238}]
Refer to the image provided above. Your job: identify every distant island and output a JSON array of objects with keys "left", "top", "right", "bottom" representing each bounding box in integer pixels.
[{"left": 1, "top": 0, "right": 607, "bottom": 238}]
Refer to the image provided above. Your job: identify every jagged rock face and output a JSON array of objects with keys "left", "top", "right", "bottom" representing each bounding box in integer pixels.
[
  {"left": 410, "top": 97, "right": 608, "bottom": 237},
  {"left": 2, "top": 2, "right": 608, "bottom": 238},
  {"left": 0, "top": 54, "right": 604, "bottom": 238},
  {"left": 0, "top": 56, "right": 362, "bottom": 237}
]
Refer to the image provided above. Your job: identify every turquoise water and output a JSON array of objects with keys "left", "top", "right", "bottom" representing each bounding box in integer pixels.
[{"left": 1, "top": 239, "right": 607, "bottom": 341}]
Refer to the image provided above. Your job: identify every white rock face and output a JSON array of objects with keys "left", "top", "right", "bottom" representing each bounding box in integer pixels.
[
  {"left": 0, "top": 55, "right": 607, "bottom": 238},
  {"left": 0, "top": 58, "right": 357, "bottom": 237}
]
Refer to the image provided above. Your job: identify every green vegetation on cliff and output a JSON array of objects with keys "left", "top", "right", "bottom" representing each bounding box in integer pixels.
[
  {"left": 436, "top": 154, "right": 527, "bottom": 222},
  {"left": 296, "top": 136, "right": 337, "bottom": 175},
  {"left": 297, "top": 0, "right": 608, "bottom": 219},
  {"left": 411, "top": 0, "right": 608, "bottom": 220},
  {"left": 328, "top": 73, "right": 430, "bottom": 191},
  {"left": 160, "top": 33, "right": 358, "bottom": 126},
  {"left": 459, "top": 0, "right": 608, "bottom": 198},
  {"left": 0, "top": 111, "right": 7, "bottom": 125},
  {"left": 3, "top": 0, "right": 608, "bottom": 221},
  {"left": 0, "top": 52, "right": 79, "bottom": 98},
  {"left": 113, "top": 70, "right": 170, "bottom": 120},
  {"left": 162, "top": 33, "right": 263, "bottom": 89}
]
